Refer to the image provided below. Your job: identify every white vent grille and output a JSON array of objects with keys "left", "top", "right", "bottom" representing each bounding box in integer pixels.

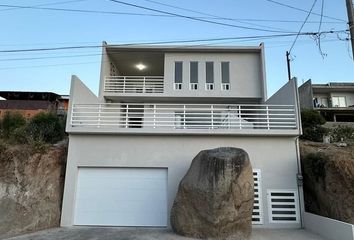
[
  {"left": 267, "top": 190, "right": 300, "bottom": 224},
  {"left": 252, "top": 169, "right": 263, "bottom": 224}
]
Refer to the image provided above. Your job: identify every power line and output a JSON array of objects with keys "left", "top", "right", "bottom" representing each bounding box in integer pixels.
[
  {"left": 107, "top": 0, "right": 295, "bottom": 33},
  {"left": 318, "top": 0, "right": 325, "bottom": 33},
  {"left": 0, "top": 61, "right": 101, "bottom": 70},
  {"left": 264, "top": 0, "right": 346, "bottom": 22},
  {"left": 0, "top": 31, "right": 347, "bottom": 54},
  {"left": 0, "top": 53, "right": 102, "bottom": 62},
  {"left": 141, "top": 0, "right": 287, "bottom": 31},
  {"left": 0, "top": 3, "right": 344, "bottom": 26},
  {"left": 289, "top": 0, "right": 319, "bottom": 53},
  {"left": 0, "top": 0, "right": 88, "bottom": 12},
  {"left": 0, "top": 4, "right": 167, "bottom": 17}
]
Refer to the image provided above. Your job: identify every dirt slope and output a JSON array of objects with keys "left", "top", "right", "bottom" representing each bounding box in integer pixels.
[
  {"left": 0, "top": 142, "right": 67, "bottom": 239},
  {"left": 300, "top": 140, "right": 354, "bottom": 224}
]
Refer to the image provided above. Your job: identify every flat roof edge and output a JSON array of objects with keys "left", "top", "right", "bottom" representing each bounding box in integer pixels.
[{"left": 104, "top": 44, "right": 262, "bottom": 53}]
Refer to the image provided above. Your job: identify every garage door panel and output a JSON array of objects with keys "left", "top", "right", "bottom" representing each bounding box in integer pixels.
[
  {"left": 76, "top": 188, "right": 166, "bottom": 201},
  {"left": 76, "top": 199, "right": 167, "bottom": 212},
  {"left": 74, "top": 168, "right": 168, "bottom": 227}
]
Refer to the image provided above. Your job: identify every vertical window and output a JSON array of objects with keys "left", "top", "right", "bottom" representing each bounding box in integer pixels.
[
  {"left": 174, "top": 61, "right": 183, "bottom": 90},
  {"left": 205, "top": 62, "right": 214, "bottom": 90},
  {"left": 221, "top": 62, "right": 230, "bottom": 90},
  {"left": 190, "top": 61, "right": 198, "bottom": 90}
]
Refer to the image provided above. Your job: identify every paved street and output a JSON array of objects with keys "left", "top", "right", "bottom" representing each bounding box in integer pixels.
[{"left": 4, "top": 227, "right": 326, "bottom": 240}]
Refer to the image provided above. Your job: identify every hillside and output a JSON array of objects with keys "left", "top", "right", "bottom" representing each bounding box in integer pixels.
[
  {"left": 300, "top": 140, "right": 354, "bottom": 224},
  {"left": 0, "top": 141, "right": 67, "bottom": 239}
]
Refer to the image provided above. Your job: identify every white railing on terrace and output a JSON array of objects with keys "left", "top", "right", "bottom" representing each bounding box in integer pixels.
[
  {"left": 70, "top": 103, "right": 297, "bottom": 131},
  {"left": 104, "top": 76, "right": 164, "bottom": 93}
]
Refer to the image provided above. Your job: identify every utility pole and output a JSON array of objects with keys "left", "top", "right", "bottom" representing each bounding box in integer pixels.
[
  {"left": 286, "top": 51, "right": 291, "bottom": 81},
  {"left": 346, "top": 0, "right": 354, "bottom": 60}
]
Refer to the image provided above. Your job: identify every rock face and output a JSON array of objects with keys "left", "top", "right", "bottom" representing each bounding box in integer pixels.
[
  {"left": 300, "top": 141, "right": 354, "bottom": 224},
  {"left": 171, "top": 147, "right": 254, "bottom": 240},
  {"left": 0, "top": 142, "right": 67, "bottom": 239}
]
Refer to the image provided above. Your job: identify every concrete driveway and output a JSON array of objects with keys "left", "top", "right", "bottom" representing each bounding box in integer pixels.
[{"left": 4, "top": 227, "right": 327, "bottom": 240}]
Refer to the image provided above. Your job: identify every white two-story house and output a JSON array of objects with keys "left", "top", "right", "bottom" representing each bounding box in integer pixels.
[{"left": 61, "top": 42, "right": 303, "bottom": 229}]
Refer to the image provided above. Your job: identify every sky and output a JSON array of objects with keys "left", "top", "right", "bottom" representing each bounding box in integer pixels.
[{"left": 0, "top": 0, "right": 353, "bottom": 97}]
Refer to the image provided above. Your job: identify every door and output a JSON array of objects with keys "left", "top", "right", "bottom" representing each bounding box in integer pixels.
[{"left": 74, "top": 167, "right": 168, "bottom": 226}]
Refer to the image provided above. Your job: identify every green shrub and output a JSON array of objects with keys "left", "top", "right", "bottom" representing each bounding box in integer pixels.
[
  {"left": 0, "top": 111, "right": 26, "bottom": 139},
  {"left": 330, "top": 125, "right": 354, "bottom": 142},
  {"left": 302, "top": 152, "right": 328, "bottom": 181},
  {"left": 301, "top": 109, "right": 326, "bottom": 128},
  {"left": 302, "top": 126, "right": 329, "bottom": 142},
  {"left": 26, "top": 112, "right": 65, "bottom": 144},
  {"left": 300, "top": 109, "right": 327, "bottom": 142}
]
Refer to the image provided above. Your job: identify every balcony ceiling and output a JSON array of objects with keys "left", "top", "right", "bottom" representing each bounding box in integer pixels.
[{"left": 107, "top": 50, "right": 164, "bottom": 76}]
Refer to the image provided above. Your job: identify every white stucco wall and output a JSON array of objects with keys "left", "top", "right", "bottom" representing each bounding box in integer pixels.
[
  {"left": 61, "top": 134, "right": 301, "bottom": 229},
  {"left": 163, "top": 52, "right": 263, "bottom": 99}
]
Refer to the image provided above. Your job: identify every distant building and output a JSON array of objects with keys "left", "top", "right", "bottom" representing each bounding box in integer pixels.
[
  {"left": 0, "top": 91, "right": 69, "bottom": 119},
  {"left": 299, "top": 79, "right": 354, "bottom": 122}
]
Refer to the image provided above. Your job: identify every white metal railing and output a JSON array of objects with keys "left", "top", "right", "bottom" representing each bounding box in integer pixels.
[
  {"left": 104, "top": 76, "right": 164, "bottom": 93},
  {"left": 71, "top": 103, "right": 297, "bottom": 131}
]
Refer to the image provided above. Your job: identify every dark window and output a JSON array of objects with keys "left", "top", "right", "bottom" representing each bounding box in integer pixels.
[
  {"left": 221, "top": 62, "right": 230, "bottom": 83},
  {"left": 175, "top": 62, "right": 183, "bottom": 83},
  {"left": 206, "top": 62, "right": 214, "bottom": 83},
  {"left": 190, "top": 62, "right": 198, "bottom": 83}
]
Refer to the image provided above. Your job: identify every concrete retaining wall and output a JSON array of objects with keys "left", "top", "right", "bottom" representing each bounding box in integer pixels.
[{"left": 304, "top": 212, "right": 354, "bottom": 240}]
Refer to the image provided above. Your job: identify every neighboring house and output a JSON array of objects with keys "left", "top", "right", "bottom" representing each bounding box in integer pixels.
[
  {"left": 299, "top": 79, "right": 354, "bottom": 122},
  {"left": 61, "top": 42, "right": 303, "bottom": 229},
  {"left": 0, "top": 91, "right": 69, "bottom": 118}
]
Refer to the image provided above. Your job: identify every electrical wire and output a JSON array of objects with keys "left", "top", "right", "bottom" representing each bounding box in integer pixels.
[
  {"left": 318, "top": 0, "right": 325, "bottom": 33},
  {"left": 0, "top": 53, "right": 102, "bottom": 62},
  {"left": 141, "top": 0, "right": 288, "bottom": 32},
  {"left": 264, "top": 0, "right": 346, "bottom": 22},
  {"left": 107, "top": 0, "right": 295, "bottom": 33},
  {"left": 0, "top": 3, "right": 343, "bottom": 26},
  {"left": 0, "top": 31, "right": 347, "bottom": 54},
  {"left": 0, "top": 0, "right": 88, "bottom": 12},
  {"left": 0, "top": 3, "right": 167, "bottom": 17},
  {"left": 289, "top": 0, "right": 318, "bottom": 53}
]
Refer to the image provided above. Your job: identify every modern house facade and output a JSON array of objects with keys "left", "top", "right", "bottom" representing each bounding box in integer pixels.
[
  {"left": 61, "top": 42, "right": 303, "bottom": 229},
  {"left": 299, "top": 79, "right": 354, "bottom": 122}
]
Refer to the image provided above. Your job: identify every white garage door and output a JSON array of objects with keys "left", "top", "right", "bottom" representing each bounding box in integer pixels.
[{"left": 74, "top": 167, "right": 168, "bottom": 226}]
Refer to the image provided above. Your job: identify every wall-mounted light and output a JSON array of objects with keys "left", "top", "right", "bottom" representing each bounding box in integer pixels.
[{"left": 136, "top": 63, "right": 146, "bottom": 70}]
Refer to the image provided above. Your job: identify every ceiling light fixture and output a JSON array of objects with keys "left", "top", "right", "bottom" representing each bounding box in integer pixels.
[{"left": 136, "top": 63, "right": 146, "bottom": 70}]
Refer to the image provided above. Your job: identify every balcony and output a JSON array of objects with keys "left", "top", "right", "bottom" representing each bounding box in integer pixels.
[
  {"left": 69, "top": 103, "right": 298, "bottom": 135},
  {"left": 104, "top": 76, "right": 164, "bottom": 94}
]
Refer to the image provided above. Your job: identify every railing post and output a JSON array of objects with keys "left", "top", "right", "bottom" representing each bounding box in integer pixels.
[
  {"left": 211, "top": 105, "right": 214, "bottom": 129},
  {"left": 183, "top": 105, "right": 186, "bottom": 129},
  {"left": 153, "top": 104, "right": 156, "bottom": 129},
  {"left": 228, "top": 111, "right": 231, "bottom": 129},
  {"left": 125, "top": 104, "right": 129, "bottom": 128},
  {"left": 238, "top": 105, "right": 242, "bottom": 129},
  {"left": 123, "top": 77, "right": 126, "bottom": 93},
  {"left": 143, "top": 77, "right": 146, "bottom": 93},
  {"left": 98, "top": 104, "right": 102, "bottom": 128},
  {"left": 161, "top": 77, "right": 164, "bottom": 93},
  {"left": 266, "top": 106, "right": 270, "bottom": 130}
]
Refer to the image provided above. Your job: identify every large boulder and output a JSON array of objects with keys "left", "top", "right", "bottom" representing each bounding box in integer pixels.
[{"left": 171, "top": 147, "right": 254, "bottom": 240}]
